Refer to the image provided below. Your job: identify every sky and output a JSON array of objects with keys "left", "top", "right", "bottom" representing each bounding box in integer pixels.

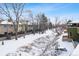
[
  {"left": 0, "top": 3, "right": 79, "bottom": 22},
  {"left": 24, "top": 3, "right": 79, "bottom": 21}
]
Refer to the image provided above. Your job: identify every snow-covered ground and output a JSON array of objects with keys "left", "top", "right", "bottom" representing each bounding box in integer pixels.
[
  {"left": 57, "top": 34, "right": 74, "bottom": 56},
  {"left": 0, "top": 29, "right": 75, "bottom": 56},
  {"left": 71, "top": 44, "right": 79, "bottom": 56},
  {"left": 0, "top": 29, "right": 55, "bottom": 56}
]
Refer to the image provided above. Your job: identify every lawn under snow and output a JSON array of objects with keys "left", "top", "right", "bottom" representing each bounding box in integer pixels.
[
  {"left": 71, "top": 44, "right": 79, "bottom": 56},
  {"left": 0, "top": 29, "right": 75, "bottom": 56},
  {"left": 57, "top": 34, "right": 74, "bottom": 56},
  {"left": 0, "top": 29, "right": 55, "bottom": 56}
]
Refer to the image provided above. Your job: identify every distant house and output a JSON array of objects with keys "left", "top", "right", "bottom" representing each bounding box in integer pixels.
[
  {"left": 19, "top": 20, "right": 28, "bottom": 33},
  {"left": 0, "top": 20, "right": 14, "bottom": 35},
  {"left": 27, "top": 21, "right": 33, "bottom": 32},
  {"left": 13, "top": 21, "right": 24, "bottom": 33},
  {"left": 0, "top": 20, "right": 24, "bottom": 35},
  {"left": 67, "top": 21, "right": 79, "bottom": 41},
  {"left": 62, "top": 29, "right": 69, "bottom": 41}
]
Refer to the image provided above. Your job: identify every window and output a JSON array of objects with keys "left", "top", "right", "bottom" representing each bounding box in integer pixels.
[
  {"left": 78, "top": 24, "right": 79, "bottom": 27},
  {"left": 72, "top": 23, "right": 76, "bottom": 27},
  {"left": 4, "top": 25, "right": 7, "bottom": 27},
  {"left": 11, "top": 25, "right": 13, "bottom": 27},
  {"left": 70, "top": 32, "right": 72, "bottom": 36}
]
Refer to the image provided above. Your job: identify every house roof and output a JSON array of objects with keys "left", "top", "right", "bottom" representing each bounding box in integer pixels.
[
  {"left": 1, "top": 21, "right": 13, "bottom": 25},
  {"left": 69, "top": 20, "right": 79, "bottom": 24},
  {"left": 0, "top": 20, "right": 23, "bottom": 25},
  {"left": 28, "top": 21, "right": 32, "bottom": 25},
  {"left": 62, "top": 33, "right": 68, "bottom": 36}
]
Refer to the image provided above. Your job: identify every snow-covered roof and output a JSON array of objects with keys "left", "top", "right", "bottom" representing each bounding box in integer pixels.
[
  {"left": 64, "top": 29, "right": 67, "bottom": 31},
  {"left": 19, "top": 22, "right": 22, "bottom": 25},
  {"left": 1, "top": 21, "right": 13, "bottom": 25},
  {"left": 69, "top": 20, "right": 79, "bottom": 24},
  {"left": 28, "top": 22, "right": 32, "bottom": 25},
  {"left": 0, "top": 20, "right": 23, "bottom": 25},
  {"left": 62, "top": 33, "right": 68, "bottom": 36}
]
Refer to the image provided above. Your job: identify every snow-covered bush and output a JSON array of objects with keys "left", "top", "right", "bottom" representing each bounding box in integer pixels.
[
  {"left": 6, "top": 52, "right": 19, "bottom": 56},
  {"left": 17, "top": 45, "right": 32, "bottom": 53}
]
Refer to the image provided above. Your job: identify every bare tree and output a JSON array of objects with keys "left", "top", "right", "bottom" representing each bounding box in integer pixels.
[
  {"left": 19, "top": 17, "right": 28, "bottom": 38},
  {"left": 35, "top": 13, "right": 49, "bottom": 33},
  {"left": 11, "top": 3, "right": 25, "bottom": 40},
  {"left": 0, "top": 3, "right": 25, "bottom": 40},
  {"left": 25, "top": 10, "right": 36, "bottom": 34},
  {"left": 40, "top": 35, "right": 59, "bottom": 56},
  {"left": 0, "top": 3, "right": 13, "bottom": 40},
  {"left": 35, "top": 13, "right": 41, "bottom": 33},
  {"left": 54, "top": 17, "right": 62, "bottom": 35}
]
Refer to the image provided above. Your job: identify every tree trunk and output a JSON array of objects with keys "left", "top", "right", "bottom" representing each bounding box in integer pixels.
[
  {"left": 15, "top": 31, "right": 18, "bottom": 40},
  {"left": 15, "top": 20, "right": 18, "bottom": 40},
  {"left": 2, "top": 41, "right": 4, "bottom": 45}
]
